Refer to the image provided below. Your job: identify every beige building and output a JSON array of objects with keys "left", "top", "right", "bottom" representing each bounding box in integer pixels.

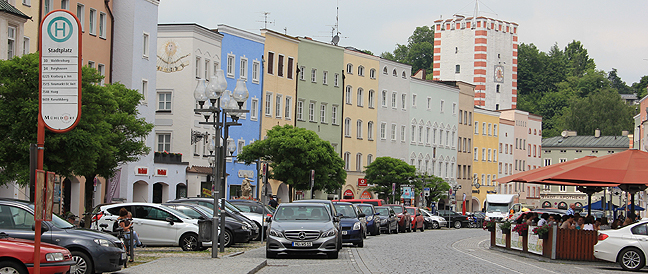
[{"left": 472, "top": 107, "right": 500, "bottom": 211}]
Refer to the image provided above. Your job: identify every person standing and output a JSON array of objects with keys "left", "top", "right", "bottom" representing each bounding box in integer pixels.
[
  {"left": 269, "top": 196, "right": 279, "bottom": 208},
  {"left": 566, "top": 203, "right": 576, "bottom": 216}
]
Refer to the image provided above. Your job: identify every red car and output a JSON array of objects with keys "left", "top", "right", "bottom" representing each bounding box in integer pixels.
[
  {"left": 0, "top": 233, "right": 74, "bottom": 274},
  {"left": 405, "top": 207, "right": 425, "bottom": 232},
  {"left": 385, "top": 204, "right": 412, "bottom": 232}
]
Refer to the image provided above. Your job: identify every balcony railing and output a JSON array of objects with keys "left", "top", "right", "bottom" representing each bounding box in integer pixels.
[{"left": 154, "top": 152, "right": 183, "bottom": 164}]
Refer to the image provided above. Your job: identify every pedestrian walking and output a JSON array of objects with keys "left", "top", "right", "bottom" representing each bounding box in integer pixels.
[{"left": 269, "top": 196, "right": 278, "bottom": 208}]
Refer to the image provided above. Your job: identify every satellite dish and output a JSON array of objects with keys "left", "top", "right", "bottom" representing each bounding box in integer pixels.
[{"left": 332, "top": 35, "right": 340, "bottom": 45}]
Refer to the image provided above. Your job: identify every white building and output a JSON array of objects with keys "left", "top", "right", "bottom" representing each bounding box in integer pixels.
[{"left": 376, "top": 59, "right": 411, "bottom": 161}]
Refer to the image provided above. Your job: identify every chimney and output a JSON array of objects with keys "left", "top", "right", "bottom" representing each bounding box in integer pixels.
[
  {"left": 622, "top": 130, "right": 629, "bottom": 136},
  {"left": 594, "top": 129, "right": 601, "bottom": 138}
]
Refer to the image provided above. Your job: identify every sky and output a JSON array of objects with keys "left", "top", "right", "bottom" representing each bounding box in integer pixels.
[{"left": 158, "top": 0, "right": 648, "bottom": 85}]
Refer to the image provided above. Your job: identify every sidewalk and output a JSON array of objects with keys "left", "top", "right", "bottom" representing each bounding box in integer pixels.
[{"left": 116, "top": 247, "right": 267, "bottom": 274}]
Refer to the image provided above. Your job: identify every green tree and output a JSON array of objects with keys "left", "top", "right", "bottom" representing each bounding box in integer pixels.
[
  {"left": 236, "top": 125, "right": 346, "bottom": 193},
  {"left": 419, "top": 173, "right": 449, "bottom": 206},
  {"left": 364, "top": 157, "right": 416, "bottom": 203},
  {"left": 608, "top": 68, "right": 632, "bottom": 94},
  {"left": 0, "top": 53, "right": 154, "bottom": 220},
  {"left": 631, "top": 75, "right": 648, "bottom": 98},
  {"left": 380, "top": 26, "right": 434, "bottom": 78},
  {"left": 564, "top": 40, "right": 596, "bottom": 77},
  {"left": 560, "top": 89, "right": 634, "bottom": 136}
]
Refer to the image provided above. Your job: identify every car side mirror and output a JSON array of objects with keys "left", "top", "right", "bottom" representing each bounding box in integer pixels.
[
  {"left": 32, "top": 224, "right": 49, "bottom": 235},
  {"left": 358, "top": 213, "right": 366, "bottom": 218},
  {"left": 375, "top": 212, "right": 380, "bottom": 215},
  {"left": 265, "top": 216, "right": 272, "bottom": 223},
  {"left": 165, "top": 217, "right": 175, "bottom": 225},
  {"left": 99, "top": 223, "right": 108, "bottom": 228}
]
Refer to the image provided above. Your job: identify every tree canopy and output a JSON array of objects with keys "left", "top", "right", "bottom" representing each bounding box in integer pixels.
[
  {"left": 364, "top": 157, "right": 416, "bottom": 203},
  {"left": 381, "top": 26, "right": 435, "bottom": 79},
  {"left": 236, "top": 125, "right": 346, "bottom": 193}
]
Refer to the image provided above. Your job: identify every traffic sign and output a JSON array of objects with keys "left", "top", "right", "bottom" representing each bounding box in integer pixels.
[{"left": 40, "top": 10, "right": 82, "bottom": 132}]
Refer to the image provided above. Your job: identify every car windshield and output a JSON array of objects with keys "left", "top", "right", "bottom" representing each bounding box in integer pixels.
[
  {"left": 419, "top": 209, "right": 431, "bottom": 217},
  {"left": 334, "top": 204, "right": 357, "bottom": 218},
  {"left": 358, "top": 206, "right": 374, "bottom": 215},
  {"left": 406, "top": 208, "right": 416, "bottom": 215},
  {"left": 274, "top": 205, "right": 330, "bottom": 221},
  {"left": 389, "top": 206, "right": 404, "bottom": 214},
  {"left": 375, "top": 208, "right": 390, "bottom": 216},
  {"left": 51, "top": 214, "right": 75, "bottom": 229},
  {"left": 160, "top": 206, "right": 192, "bottom": 220},
  {"left": 223, "top": 200, "right": 242, "bottom": 213},
  {"left": 194, "top": 205, "right": 214, "bottom": 216},
  {"left": 487, "top": 203, "right": 510, "bottom": 213}
]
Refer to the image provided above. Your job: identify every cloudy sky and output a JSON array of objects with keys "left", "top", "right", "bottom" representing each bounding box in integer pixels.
[{"left": 158, "top": 0, "right": 648, "bottom": 85}]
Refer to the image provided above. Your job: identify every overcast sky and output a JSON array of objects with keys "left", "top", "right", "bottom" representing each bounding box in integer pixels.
[{"left": 158, "top": 0, "right": 648, "bottom": 86}]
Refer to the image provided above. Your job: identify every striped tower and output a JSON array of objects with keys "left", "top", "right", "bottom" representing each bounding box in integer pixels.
[{"left": 433, "top": 15, "right": 518, "bottom": 110}]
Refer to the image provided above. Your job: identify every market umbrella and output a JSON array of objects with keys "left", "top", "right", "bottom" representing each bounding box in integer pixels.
[
  {"left": 582, "top": 200, "right": 618, "bottom": 211},
  {"left": 496, "top": 156, "right": 598, "bottom": 184},
  {"left": 617, "top": 204, "right": 645, "bottom": 211}
]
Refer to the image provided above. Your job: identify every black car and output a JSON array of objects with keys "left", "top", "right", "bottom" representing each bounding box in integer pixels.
[
  {"left": 228, "top": 199, "right": 274, "bottom": 216},
  {"left": 436, "top": 209, "right": 470, "bottom": 229},
  {"left": 374, "top": 206, "right": 398, "bottom": 234},
  {"left": 167, "top": 198, "right": 260, "bottom": 241},
  {"left": 0, "top": 199, "right": 126, "bottom": 274},
  {"left": 162, "top": 203, "right": 253, "bottom": 247}
]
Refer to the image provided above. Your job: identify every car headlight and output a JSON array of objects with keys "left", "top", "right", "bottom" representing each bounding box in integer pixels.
[
  {"left": 242, "top": 225, "right": 250, "bottom": 230},
  {"left": 441, "top": 217, "right": 446, "bottom": 222},
  {"left": 269, "top": 229, "right": 283, "bottom": 238},
  {"left": 321, "top": 228, "right": 336, "bottom": 238},
  {"left": 424, "top": 217, "right": 432, "bottom": 222},
  {"left": 366, "top": 216, "right": 373, "bottom": 222},
  {"left": 381, "top": 219, "right": 387, "bottom": 224},
  {"left": 45, "top": 252, "right": 64, "bottom": 262},
  {"left": 93, "top": 239, "right": 115, "bottom": 247},
  {"left": 353, "top": 222, "right": 361, "bottom": 230}
]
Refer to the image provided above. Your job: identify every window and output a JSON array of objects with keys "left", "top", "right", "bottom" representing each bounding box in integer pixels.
[
  {"left": 427, "top": 97, "right": 432, "bottom": 110},
  {"left": 401, "top": 94, "right": 406, "bottom": 109},
  {"left": 195, "top": 56, "right": 202, "bottom": 78},
  {"left": 482, "top": 148, "right": 486, "bottom": 161},
  {"left": 356, "top": 120, "right": 363, "bottom": 139},
  {"left": 496, "top": 84, "right": 500, "bottom": 93},
  {"left": 401, "top": 126, "right": 406, "bottom": 142},
  {"left": 264, "top": 93, "right": 272, "bottom": 116},
  {"left": 204, "top": 59, "right": 209, "bottom": 79},
  {"left": 367, "top": 154, "right": 373, "bottom": 165},
  {"left": 275, "top": 95, "right": 282, "bottom": 118},
  {"left": 334, "top": 73, "right": 339, "bottom": 87},
  {"left": 381, "top": 90, "right": 387, "bottom": 107},
  {"left": 493, "top": 124, "right": 497, "bottom": 136},
  {"left": 0, "top": 205, "right": 35, "bottom": 230},
  {"left": 308, "top": 102, "right": 315, "bottom": 122},
  {"left": 7, "top": 26, "right": 16, "bottom": 59},
  {"left": 474, "top": 148, "right": 478, "bottom": 160},
  {"left": 61, "top": 0, "right": 69, "bottom": 9},
  {"left": 323, "top": 71, "right": 328, "bottom": 85},
  {"left": 357, "top": 88, "right": 363, "bottom": 106},
  {"left": 88, "top": 61, "right": 95, "bottom": 68},
  {"left": 482, "top": 123, "right": 486, "bottom": 135},
  {"left": 287, "top": 58, "right": 294, "bottom": 79},
  {"left": 487, "top": 149, "right": 491, "bottom": 161},
  {"left": 411, "top": 94, "right": 417, "bottom": 107},
  {"left": 380, "top": 123, "right": 387, "bottom": 139},
  {"left": 76, "top": 4, "right": 85, "bottom": 32},
  {"left": 297, "top": 100, "right": 304, "bottom": 120},
  {"left": 474, "top": 122, "right": 478, "bottom": 134},
  {"left": 370, "top": 68, "right": 376, "bottom": 79},
  {"left": 411, "top": 125, "right": 416, "bottom": 143},
  {"left": 331, "top": 105, "right": 338, "bottom": 124},
  {"left": 390, "top": 124, "right": 397, "bottom": 141},
  {"left": 488, "top": 124, "right": 492, "bottom": 136},
  {"left": 320, "top": 104, "right": 327, "bottom": 123},
  {"left": 391, "top": 92, "right": 397, "bottom": 108},
  {"left": 311, "top": 69, "right": 317, "bottom": 82},
  {"left": 226, "top": 54, "right": 234, "bottom": 77},
  {"left": 157, "top": 133, "right": 171, "bottom": 152},
  {"left": 392, "top": 69, "right": 397, "bottom": 76},
  {"left": 267, "top": 52, "right": 274, "bottom": 74},
  {"left": 23, "top": 37, "right": 29, "bottom": 55},
  {"left": 356, "top": 153, "right": 363, "bottom": 171},
  {"left": 344, "top": 152, "right": 350, "bottom": 170},
  {"left": 452, "top": 103, "right": 456, "bottom": 115},
  {"left": 89, "top": 9, "right": 96, "bottom": 35},
  {"left": 459, "top": 111, "right": 463, "bottom": 124},
  {"left": 97, "top": 64, "right": 105, "bottom": 85},
  {"left": 440, "top": 100, "right": 444, "bottom": 112},
  {"left": 368, "top": 122, "right": 374, "bottom": 140},
  {"left": 345, "top": 86, "right": 352, "bottom": 104},
  {"left": 277, "top": 55, "right": 284, "bottom": 77},
  {"left": 99, "top": 12, "right": 106, "bottom": 38},
  {"left": 252, "top": 61, "right": 260, "bottom": 83},
  {"left": 157, "top": 92, "right": 172, "bottom": 111},
  {"left": 43, "top": 0, "right": 52, "bottom": 12},
  {"left": 344, "top": 118, "right": 351, "bottom": 137},
  {"left": 240, "top": 57, "right": 248, "bottom": 79},
  {"left": 402, "top": 71, "right": 406, "bottom": 79},
  {"left": 346, "top": 63, "right": 353, "bottom": 74},
  {"left": 143, "top": 33, "right": 149, "bottom": 58},
  {"left": 368, "top": 90, "right": 375, "bottom": 108},
  {"left": 285, "top": 97, "right": 292, "bottom": 120},
  {"left": 455, "top": 64, "right": 460, "bottom": 73},
  {"left": 358, "top": 66, "right": 364, "bottom": 76},
  {"left": 299, "top": 66, "right": 305, "bottom": 80},
  {"left": 251, "top": 98, "right": 258, "bottom": 120},
  {"left": 140, "top": 80, "right": 148, "bottom": 101}
]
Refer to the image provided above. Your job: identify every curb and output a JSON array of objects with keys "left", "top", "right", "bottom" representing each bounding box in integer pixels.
[
  {"left": 489, "top": 246, "right": 616, "bottom": 267},
  {"left": 246, "top": 260, "right": 267, "bottom": 274}
]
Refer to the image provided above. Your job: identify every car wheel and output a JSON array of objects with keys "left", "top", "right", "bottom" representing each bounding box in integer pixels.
[
  {"left": 619, "top": 247, "right": 645, "bottom": 271},
  {"left": 357, "top": 240, "right": 364, "bottom": 248},
  {"left": 70, "top": 251, "right": 93, "bottom": 274},
  {"left": 223, "top": 229, "right": 233, "bottom": 248},
  {"left": 0, "top": 261, "right": 27, "bottom": 274},
  {"left": 375, "top": 226, "right": 380, "bottom": 235},
  {"left": 266, "top": 250, "right": 277, "bottom": 259},
  {"left": 454, "top": 221, "right": 462, "bottom": 229},
  {"left": 180, "top": 233, "right": 200, "bottom": 251},
  {"left": 431, "top": 221, "right": 440, "bottom": 229},
  {"left": 327, "top": 251, "right": 339, "bottom": 259}
]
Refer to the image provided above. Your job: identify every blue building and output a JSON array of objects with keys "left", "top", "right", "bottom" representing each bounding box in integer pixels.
[{"left": 217, "top": 25, "right": 265, "bottom": 199}]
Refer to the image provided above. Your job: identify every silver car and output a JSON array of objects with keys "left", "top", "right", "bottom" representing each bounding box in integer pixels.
[
  {"left": 266, "top": 203, "right": 340, "bottom": 259},
  {"left": 420, "top": 208, "right": 447, "bottom": 229}
]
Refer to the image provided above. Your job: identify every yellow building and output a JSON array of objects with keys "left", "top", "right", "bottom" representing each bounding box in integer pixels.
[
  {"left": 259, "top": 29, "right": 299, "bottom": 203},
  {"left": 341, "top": 48, "right": 379, "bottom": 199},
  {"left": 472, "top": 107, "right": 500, "bottom": 210}
]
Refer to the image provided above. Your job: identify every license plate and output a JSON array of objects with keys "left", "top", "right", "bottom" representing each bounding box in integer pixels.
[
  {"left": 292, "top": 242, "right": 312, "bottom": 247},
  {"left": 342, "top": 231, "right": 348, "bottom": 235},
  {"left": 121, "top": 252, "right": 127, "bottom": 260}
]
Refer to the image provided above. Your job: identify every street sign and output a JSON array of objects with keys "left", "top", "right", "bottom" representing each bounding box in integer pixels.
[
  {"left": 358, "top": 178, "right": 367, "bottom": 187},
  {"left": 40, "top": 10, "right": 82, "bottom": 132}
]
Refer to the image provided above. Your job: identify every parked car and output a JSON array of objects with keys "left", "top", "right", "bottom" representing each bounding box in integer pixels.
[
  {"left": 0, "top": 199, "right": 126, "bottom": 274},
  {"left": 419, "top": 208, "right": 447, "bottom": 229},
  {"left": 332, "top": 202, "right": 364, "bottom": 247},
  {"left": 356, "top": 204, "right": 380, "bottom": 236},
  {"left": 335, "top": 199, "right": 385, "bottom": 206},
  {"left": 166, "top": 198, "right": 260, "bottom": 240},
  {"left": 228, "top": 199, "right": 274, "bottom": 216},
  {"left": 436, "top": 209, "right": 469, "bottom": 229},
  {"left": 385, "top": 204, "right": 412, "bottom": 232},
  {"left": 374, "top": 206, "right": 398, "bottom": 234},
  {"left": 92, "top": 203, "right": 209, "bottom": 251},
  {"left": 594, "top": 220, "right": 648, "bottom": 271},
  {"left": 291, "top": 199, "right": 342, "bottom": 250},
  {"left": 162, "top": 203, "right": 253, "bottom": 247},
  {"left": 405, "top": 207, "right": 425, "bottom": 232},
  {"left": 266, "top": 203, "right": 340, "bottom": 259},
  {"left": 470, "top": 212, "right": 486, "bottom": 228},
  {"left": 0, "top": 232, "right": 75, "bottom": 274}
]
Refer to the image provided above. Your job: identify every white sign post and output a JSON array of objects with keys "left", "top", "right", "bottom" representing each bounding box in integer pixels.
[{"left": 40, "top": 10, "right": 81, "bottom": 132}]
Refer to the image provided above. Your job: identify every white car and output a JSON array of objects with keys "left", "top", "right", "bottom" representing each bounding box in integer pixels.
[
  {"left": 91, "top": 203, "right": 211, "bottom": 251},
  {"left": 419, "top": 208, "right": 447, "bottom": 229},
  {"left": 594, "top": 220, "right": 648, "bottom": 271}
]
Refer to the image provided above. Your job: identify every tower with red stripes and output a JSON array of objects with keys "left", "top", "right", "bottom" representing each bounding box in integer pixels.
[{"left": 432, "top": 15, "right": 518, "bottom": 110}]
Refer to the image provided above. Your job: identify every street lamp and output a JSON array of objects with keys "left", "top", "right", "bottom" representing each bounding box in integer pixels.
[{"left": 193, "top": 68, "right": 248, "bottom": 258}]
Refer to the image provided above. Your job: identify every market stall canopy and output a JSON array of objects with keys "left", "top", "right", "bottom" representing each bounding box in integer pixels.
[
  {"left": 582, "top": 200, "right": 618, "bottom": 211},
  {"left": 495, "top": 156, "right": 597, "bottom": 184},
  {"left": 617, "top": 204, "right": 645, "bottom": 211}
]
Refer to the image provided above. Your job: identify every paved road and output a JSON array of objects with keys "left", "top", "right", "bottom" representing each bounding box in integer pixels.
[{"left": 251, "top": 228, "right": 630, "bottom": 274}]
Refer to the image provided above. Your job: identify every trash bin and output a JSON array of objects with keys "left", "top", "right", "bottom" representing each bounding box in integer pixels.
[{"left": 198, "top": 218, "right": 212, "bottom": 242}]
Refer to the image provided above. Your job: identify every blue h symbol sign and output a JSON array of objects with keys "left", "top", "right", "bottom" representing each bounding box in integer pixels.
[{"left": 54, "top": 21, "right": 67, "bottom": 38}]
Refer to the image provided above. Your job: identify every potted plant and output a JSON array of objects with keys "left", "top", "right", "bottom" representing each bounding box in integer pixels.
[
  {"left": 483, "top": 220, "right": 496, "bottom": 232},
  {"left": 499, "top": 220, "right": 511, "bottom": 234},
  {"left": 532, "top": 224, "right": 550, "bottom": 239},
  {"left": 513, "top": 223, "right": 529, "bottom": 236}
]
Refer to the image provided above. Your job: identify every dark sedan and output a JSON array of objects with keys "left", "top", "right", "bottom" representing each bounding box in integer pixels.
[
  {"left": 332, "top": 202, "right": 364, "bottom": 247},
  {"left": 374, "top": 206, "right": 398, "bottom": 234},
  {"left": 356, "top": 204, "right": 380, "bottom": 236},
  {"left": 436, "top": 209, "right": 470, "bottom": 229}
]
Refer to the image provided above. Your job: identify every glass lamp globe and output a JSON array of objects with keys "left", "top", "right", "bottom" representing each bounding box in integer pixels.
[
  {"left": 232, "top": 79, "right": 249, "bottom": 107},
  {"left": 227, "top": 137, "right": 236, "bottom": 155},
  {"left": 193, "top": 79, "right": 208, "bottom": 107},
  {"left": 220, "top": 90, "right": 232, "bottom": 110},
  {"left": 208, "top": 137, "right": 216, "bottom": 153},
  {"left": 206, "top": 75, "right": 223, "bottom": 102}
]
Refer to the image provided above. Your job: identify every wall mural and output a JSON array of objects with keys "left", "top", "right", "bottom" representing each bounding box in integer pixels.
[{"left": 157, "top": 41, "right": 190, "bottom": 73}]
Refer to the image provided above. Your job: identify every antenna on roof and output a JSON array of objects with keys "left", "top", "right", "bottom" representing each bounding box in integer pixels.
[
  {"left": 330, "top": 1, "right": 347, "bottom": 45},
  {"left": 258, "top": 12, "right": 275, "bottom": 29}
]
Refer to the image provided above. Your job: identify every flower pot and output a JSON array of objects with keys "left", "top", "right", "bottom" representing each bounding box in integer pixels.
[
  {"left": 502, "top": 229, "right": 510, "bottom": 234},
  {"left": 538, "top": 233, "right": 548, "bottom": 240},
  {"left": 487, "top": 227, "right": 495, "bottom": 232},
  {"left": 519, "top": 231, "right": 527, "bottom": 237}
]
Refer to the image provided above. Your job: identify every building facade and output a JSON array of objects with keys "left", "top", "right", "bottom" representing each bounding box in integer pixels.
[
  {"left": 1, "top": 1, "right": 29, "bottom": 60},
  {"left": 472, "top": 107, "right": 500, "bottom": 211},
  {"left": 376, "top": 59, "right": 411, "bottom": 162}
]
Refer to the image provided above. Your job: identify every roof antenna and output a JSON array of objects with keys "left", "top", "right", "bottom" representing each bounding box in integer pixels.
[
  {"left": 258, "top": 12, "right": 275, "bottom": 29},
  {"left": 331, "top": 1, "right": 342, "bottom": 45}
]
